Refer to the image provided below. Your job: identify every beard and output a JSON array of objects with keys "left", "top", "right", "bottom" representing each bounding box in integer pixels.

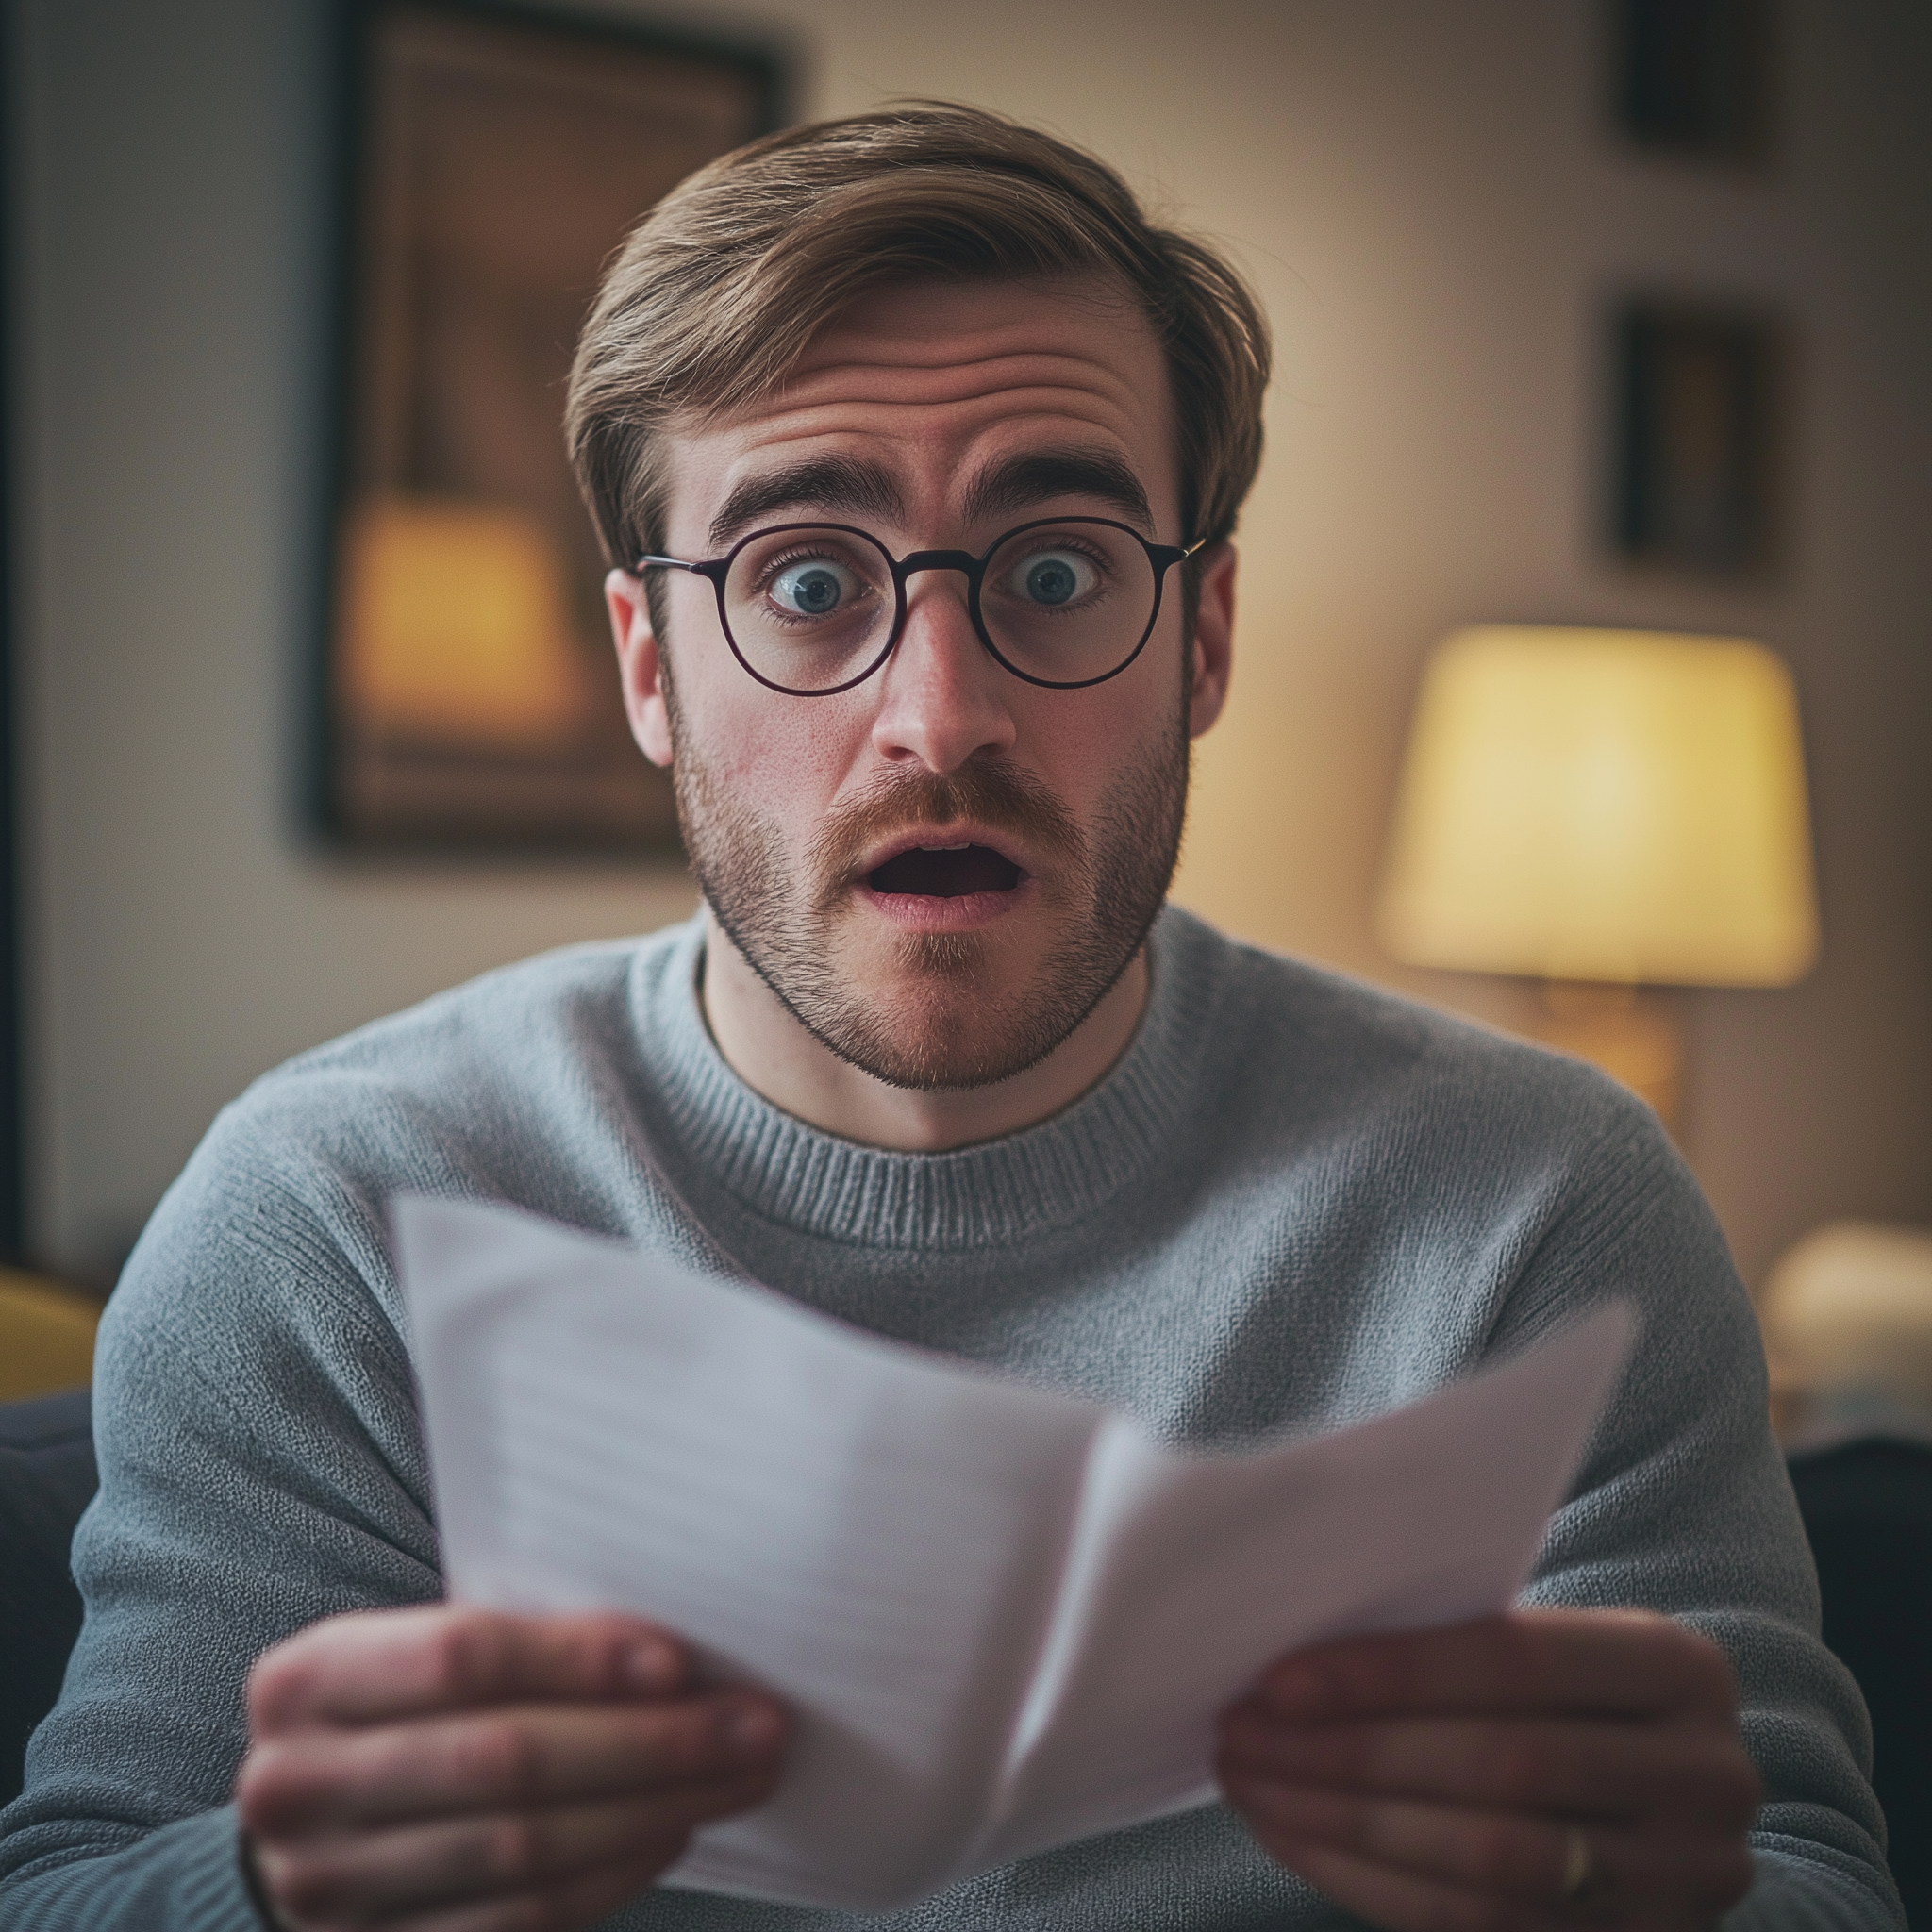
[{"left": 671, "top": 692, "right": 1191, "bottom": 1093}]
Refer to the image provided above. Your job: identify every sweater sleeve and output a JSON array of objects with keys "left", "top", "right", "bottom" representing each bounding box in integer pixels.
[
  {"left": 1489, "top": 1082, "right": 1906, "bottom": 1932},
  {"left": 0, "top": 1113, "right": 441, "bottom": 1930}
]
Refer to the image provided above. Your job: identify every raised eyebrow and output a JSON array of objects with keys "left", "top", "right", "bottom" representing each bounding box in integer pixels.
[
  {"left": 707, "top": 458, "right": 906, "bottom": 553},
  {"left": 958, "top": 450, "right": 1154, "bottom": 533}
]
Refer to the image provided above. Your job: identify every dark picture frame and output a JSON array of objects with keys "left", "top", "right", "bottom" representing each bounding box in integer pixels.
[
  {"left": 1611, "top": 0, "right": 1774, "bottom": 165},
  {"left": 1610, "top": 298, "right": 1784, "bottom": 575},
  {"left": 317, "top": 0, "right": 782, "bottom": 853},
  {"left": 0, "top": 66, "right": 22, "bottom": 1255}
]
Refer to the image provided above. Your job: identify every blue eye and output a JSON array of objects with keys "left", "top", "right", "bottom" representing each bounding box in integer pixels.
[
  {"left": 771, "top": 559, "right": 857, "bottom": 617},
  {"left": 1011, "top": 549, "right": 1098, "bottom": 608}
]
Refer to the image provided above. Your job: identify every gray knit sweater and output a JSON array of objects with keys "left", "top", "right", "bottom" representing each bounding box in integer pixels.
[{"left": 0, "top": 908, "right": 1903, "bottom": 1930}]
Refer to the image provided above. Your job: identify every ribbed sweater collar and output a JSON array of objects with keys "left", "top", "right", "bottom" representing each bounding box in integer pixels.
[{"left": 629, "top": 906, "right": 1224, "bottom": 1252}]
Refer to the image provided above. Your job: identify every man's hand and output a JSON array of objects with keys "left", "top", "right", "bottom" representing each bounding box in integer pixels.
[
  {"left": 236, "top": 1606, "right": 788, "bottom": 1932},
  {"left": 1217, "top": 1609, "right": 1758, "bottom": 1931}
]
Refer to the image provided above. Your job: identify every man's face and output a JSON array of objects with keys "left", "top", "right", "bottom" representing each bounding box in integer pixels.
[{"left": 615, "top": 276, "right": 1229, "bottom": 1092}]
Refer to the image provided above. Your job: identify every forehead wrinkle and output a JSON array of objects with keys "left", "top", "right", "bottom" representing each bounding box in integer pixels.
[
  {"left": 716, "top": 386, "right": 1150, "bottom": 467},
  {"left": 777, "top": 353, "right": 1141, "bottom": 415},
  {"left": 793, "top": 279, "right": 1151, "bottom": 376}
]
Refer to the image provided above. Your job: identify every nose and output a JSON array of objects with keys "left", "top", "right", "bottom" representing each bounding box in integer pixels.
[{"left": 868, "top": 565, "right": 1017, "bottom": 774}]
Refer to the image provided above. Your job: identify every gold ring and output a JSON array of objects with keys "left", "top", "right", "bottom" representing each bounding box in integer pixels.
[{"left": 1561, "top": 1825, "right": 1595, "bottom": 1901}]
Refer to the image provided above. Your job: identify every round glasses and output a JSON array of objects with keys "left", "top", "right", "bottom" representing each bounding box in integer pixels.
[{"left": 638, "top": 518, "right": 1203, "bottom": 696}]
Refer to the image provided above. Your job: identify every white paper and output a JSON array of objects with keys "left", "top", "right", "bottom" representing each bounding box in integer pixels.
[{"left": 396, "top": 1196, "right": 1635, "bottom": 1912}]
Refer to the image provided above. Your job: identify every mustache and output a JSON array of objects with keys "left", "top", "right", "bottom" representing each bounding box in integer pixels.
[{"left": 810, "top": 760, "right": 1086, "bottom": 908}]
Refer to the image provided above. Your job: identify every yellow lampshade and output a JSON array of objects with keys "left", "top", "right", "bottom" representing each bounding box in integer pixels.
[{"left": 1376, "top": 625, "right": 1818, "bottom": 986}]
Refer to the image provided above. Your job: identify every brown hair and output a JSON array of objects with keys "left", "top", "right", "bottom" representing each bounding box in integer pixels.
[{"left": 564, "top": 103, "right": 1271, "bottom": 579}]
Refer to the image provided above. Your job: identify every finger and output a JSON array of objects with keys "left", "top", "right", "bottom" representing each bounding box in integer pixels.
[
  {"left": 1224, "top": 1780, "right": 1617, "bottom": 1903},
  {"left": 240, "top": 1691, "right": 787, "bottom": 1833},
  {"left": 1250, "top": 1833, "right": 1555, "bottom": 1932},
  {"left": 1236, "top": 1797, "right": 1756, "bottom": 1930},
  {"left": 257, "top": 1772, "right": 776, "bottom": 1922},
  {"left": 249, "top": 1607, "right": 691, "bottom": 1731},
  {"left": 1252, "top": 1610, "right": 1739, "bottom": 1726},
  {"left": 327, "top": 1842, "right": 702, "bottom": 1932},
  {"left": 1217, "top": 1711, "right": 1759, "bottom": 1829}
]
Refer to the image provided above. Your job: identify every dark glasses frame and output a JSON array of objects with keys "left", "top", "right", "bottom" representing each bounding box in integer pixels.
[{"left": 637, "top": 517, "right": 1204, "bottom": 697}]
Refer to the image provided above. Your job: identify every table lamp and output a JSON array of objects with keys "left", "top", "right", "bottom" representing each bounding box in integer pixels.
[{"left": 1374, "top": 625, "right": 1818, "bottom": 1128}]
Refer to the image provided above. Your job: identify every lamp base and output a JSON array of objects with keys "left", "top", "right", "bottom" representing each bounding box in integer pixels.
[{"left": 1523, "top": 982, "right": 1683, "bottom": 1132}]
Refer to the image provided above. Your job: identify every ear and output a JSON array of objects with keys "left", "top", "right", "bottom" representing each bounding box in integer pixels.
[
  {"left": 606, "top": 569, "right": 674, "bottom": 768},
  {"left": 1186, "top": 541, "right": 1236, "bottom": 739}
]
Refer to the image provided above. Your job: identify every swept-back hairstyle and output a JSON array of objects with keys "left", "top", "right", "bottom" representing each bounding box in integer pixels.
[{"left": 565, "top": 103, "right": 1270, "bottom": 575}]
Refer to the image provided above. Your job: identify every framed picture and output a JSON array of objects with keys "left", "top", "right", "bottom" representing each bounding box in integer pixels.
[
  {"left": 320, "top": 0, "right": 782, "bottom": 852},
  {"left": 1610, "top": 299, "right": 1782, "bottom": 575},
  {"left": 1611, "top": 0, "right": 1774, "bottom": 165}
]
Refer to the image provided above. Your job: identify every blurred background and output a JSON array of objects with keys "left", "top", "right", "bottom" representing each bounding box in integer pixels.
[{"left": 4, "top": 0, "right": 1928, "bottom": 1303}]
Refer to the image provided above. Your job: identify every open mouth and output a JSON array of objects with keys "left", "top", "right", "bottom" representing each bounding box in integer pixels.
[{"left": 866, "top": 842, "right": 1024, "bottom": 898}]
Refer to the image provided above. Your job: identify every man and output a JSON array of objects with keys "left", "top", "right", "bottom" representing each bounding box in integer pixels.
[{"left": 0, "top": 106, "right": 1899, "bottom": 1932}]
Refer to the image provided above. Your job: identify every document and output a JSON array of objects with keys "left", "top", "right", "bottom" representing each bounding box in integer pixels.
[{"left": 395, "top": 1195, "right": 1636, "bottom": 1912}]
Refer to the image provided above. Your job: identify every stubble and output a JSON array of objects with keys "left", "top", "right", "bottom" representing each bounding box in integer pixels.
[{"left": 671, "top": 690, "right": 1190, "bottom": 1092}]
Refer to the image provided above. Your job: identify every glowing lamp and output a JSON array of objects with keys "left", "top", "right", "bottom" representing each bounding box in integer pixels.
[{"left": 1375, "top": 625, "right": 1819, "bottom": 1124}]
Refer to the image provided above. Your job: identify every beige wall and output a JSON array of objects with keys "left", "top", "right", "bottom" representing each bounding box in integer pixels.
[{"left": 14, "top": 0, "right": 1930, "bottom": 1282}]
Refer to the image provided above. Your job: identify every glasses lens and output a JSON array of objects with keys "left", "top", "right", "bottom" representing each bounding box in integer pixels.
[
  {"left": 723, "top": 527, "right": 895, "bottom": 691},
  {"left": 979, "top": 521, "right": 1158, "bottom": 685}
]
